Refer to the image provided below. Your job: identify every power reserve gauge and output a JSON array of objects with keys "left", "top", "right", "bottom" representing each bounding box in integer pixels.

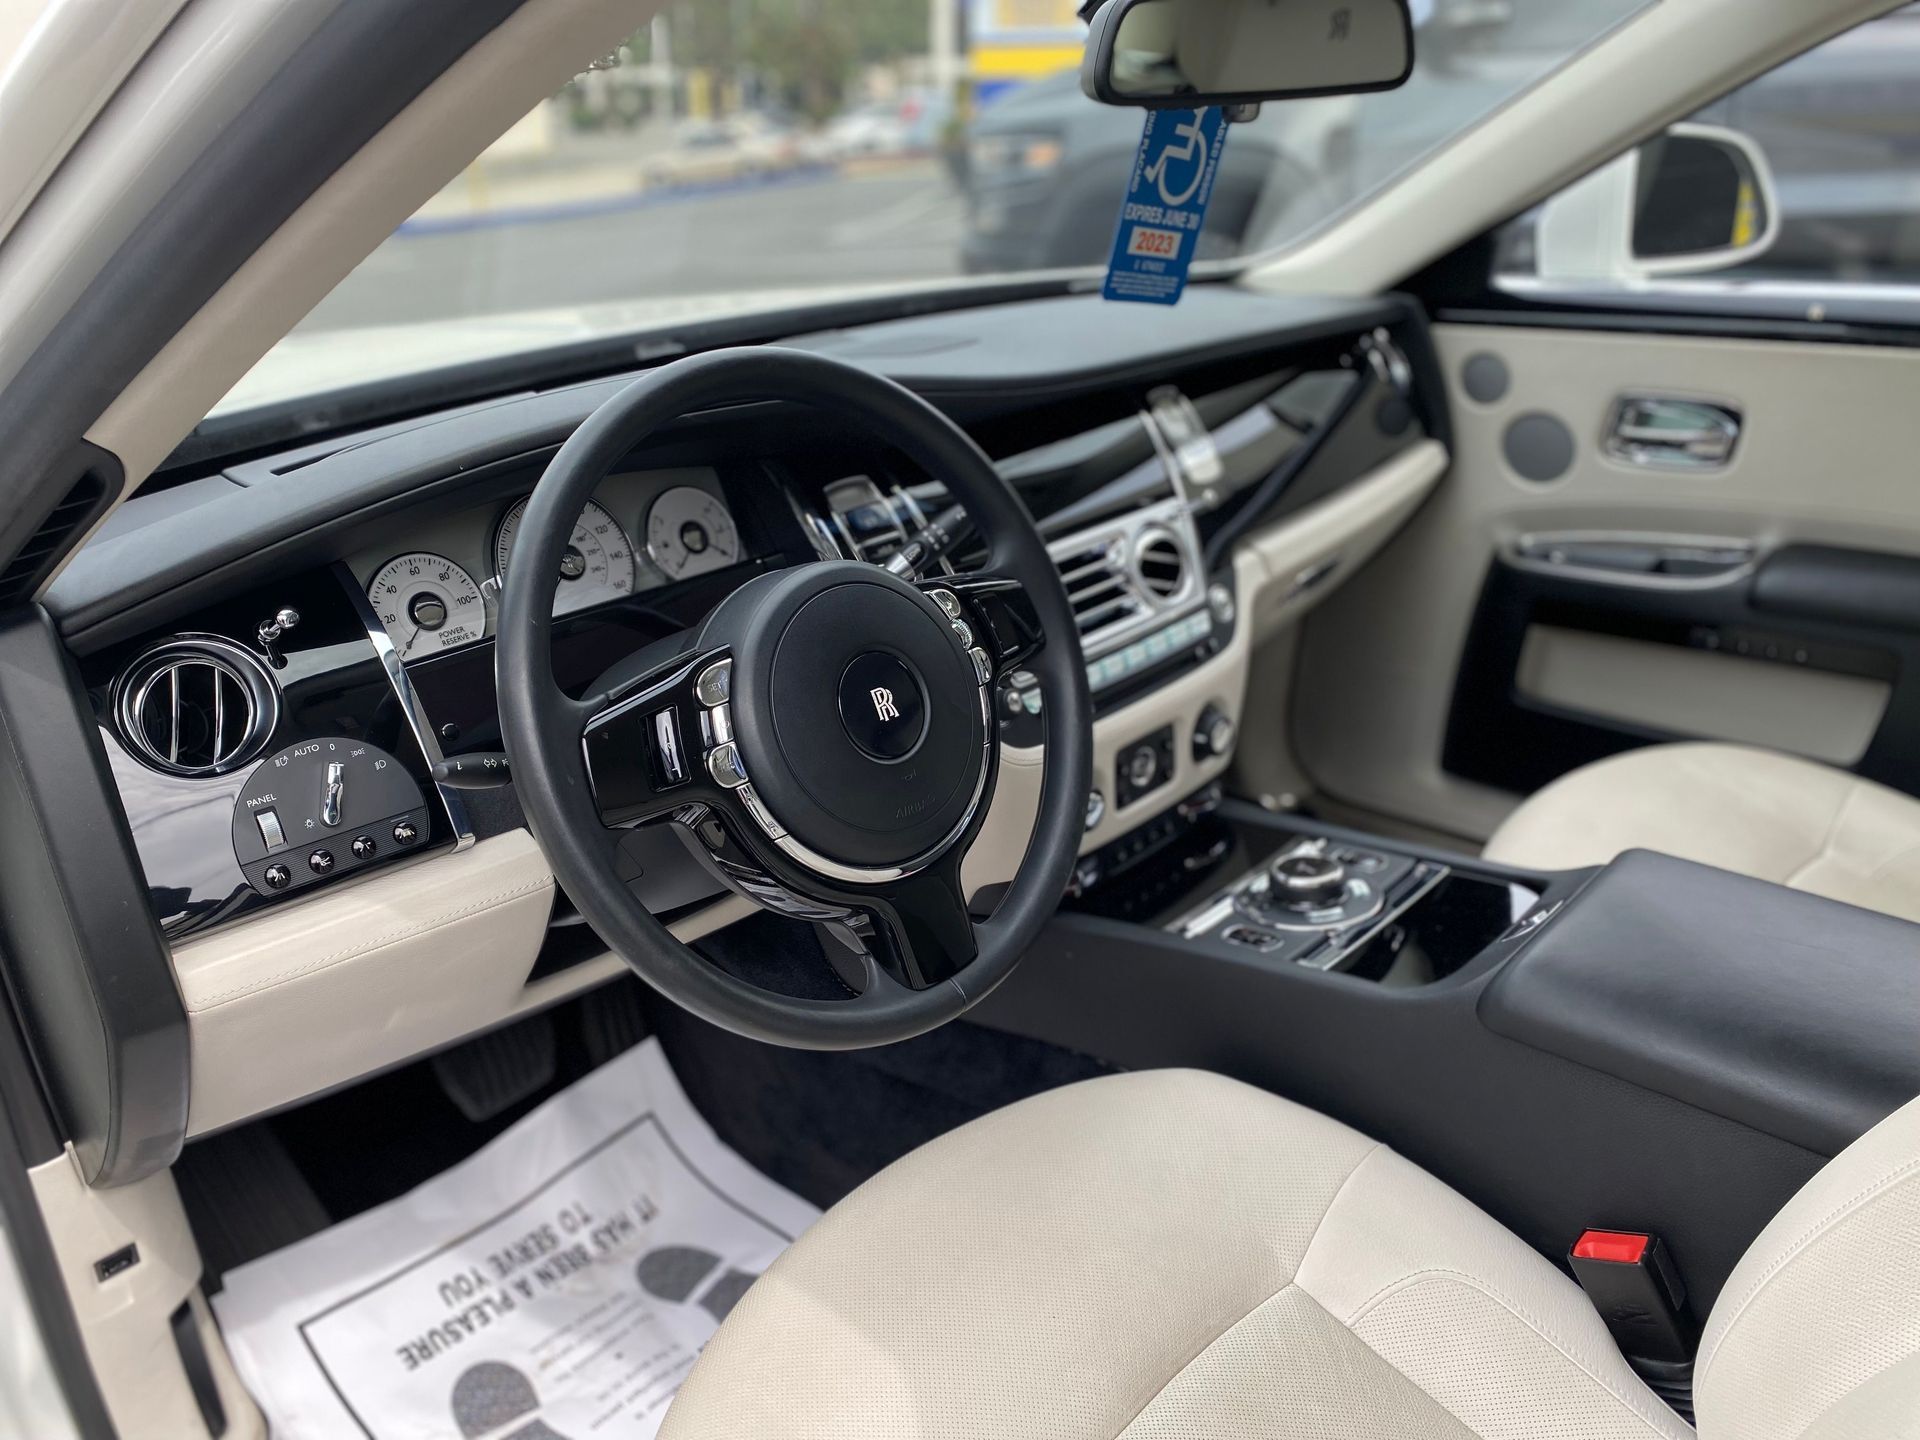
[{"left": 368, "top": 552, "right": 485, "bottom": 657}]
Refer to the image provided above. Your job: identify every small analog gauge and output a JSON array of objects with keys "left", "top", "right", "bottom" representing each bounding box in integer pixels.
[
  {"left": 368, "top": 552, "right": 486, "bottom": 658},
  {"left": 645, "top": 485, "right": 740, "bottom": 580},
  {"left": 492, "top": 497, "right": 636, "bottom": 617}
]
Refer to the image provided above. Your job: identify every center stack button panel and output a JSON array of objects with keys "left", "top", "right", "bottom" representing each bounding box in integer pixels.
[{"left": 231, "top": 737, "right": 428, "bottom": 895}]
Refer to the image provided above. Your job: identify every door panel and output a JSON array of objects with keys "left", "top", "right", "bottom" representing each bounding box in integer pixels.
[
  {"left": 1291, "top": 321, "right": 1920, "bottom": 841},
  {"left": 1515, "top": 625, "right": 1888, "bottom": 765}
]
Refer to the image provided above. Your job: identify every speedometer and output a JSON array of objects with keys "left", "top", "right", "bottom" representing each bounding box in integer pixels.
[
  {"left": 493, "top": 497, "right": 635, "bottom": 617},
  {"left": 369, "top": 553, "right": 486, "bottom": 658},
  {"left": 646, "top": 485, "right": 740, "bottom": 580}
]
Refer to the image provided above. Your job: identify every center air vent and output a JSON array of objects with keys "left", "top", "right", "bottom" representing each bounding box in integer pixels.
[
  {"left": 1134, "top": 529, "right": 1189, "bottom": 601},
  {"left": 115, "top": 638, "right": 279, "bottom": 777},
  {"left": 1057, "top": 539, "right": 1146, "bottom": 638}
]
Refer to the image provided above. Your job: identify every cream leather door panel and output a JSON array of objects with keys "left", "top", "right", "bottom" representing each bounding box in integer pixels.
[{"left": 1291, "top": 322, "right": 1920, "bottom": 841}]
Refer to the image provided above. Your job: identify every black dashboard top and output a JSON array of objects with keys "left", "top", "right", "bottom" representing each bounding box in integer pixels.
[
  {"left": 780, "top": 287, "right": 1406, "bottom": 397},
  {"left": 48, "top": 286, "right": 1412, "bottom": 651}
]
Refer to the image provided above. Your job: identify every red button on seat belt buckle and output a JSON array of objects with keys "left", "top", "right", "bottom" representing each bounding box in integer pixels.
[
  {"left": 1573, "top": 1228, "right": 1649, "bottom": 1265},
  {"left": 1568, "top": 1229, "right": 1694, "bottom": 1366}
]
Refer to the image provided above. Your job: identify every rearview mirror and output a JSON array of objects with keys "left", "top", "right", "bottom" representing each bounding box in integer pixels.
[
  {"left": 1534, "top": 123, "right": 1780, "bottom": 283},
  {"left": 1080, "top": 0, "right": 1413, "bottom": 109}
]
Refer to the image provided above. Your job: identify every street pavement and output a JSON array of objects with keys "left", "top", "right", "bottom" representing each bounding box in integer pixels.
[{"left": 298, "top": 162, "right": 971, "bottom": 334}]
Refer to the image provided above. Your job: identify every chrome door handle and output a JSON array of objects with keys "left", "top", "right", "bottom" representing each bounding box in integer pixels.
[{"left": 1605, "top": 397, "right": 1740, "bottom": 470}]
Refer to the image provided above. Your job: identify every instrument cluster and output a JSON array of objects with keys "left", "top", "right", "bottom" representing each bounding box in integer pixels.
[{"left": 354, "top": 469, "right": 742, "bottom": 658}]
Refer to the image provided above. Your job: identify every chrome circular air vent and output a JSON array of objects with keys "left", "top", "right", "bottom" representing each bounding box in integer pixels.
[
  {"left": 1134, "top": 528, "right": 1189, "bottom": 602},
  {"left": 114, "top": 637, "right": 279, "bottom": 777}
]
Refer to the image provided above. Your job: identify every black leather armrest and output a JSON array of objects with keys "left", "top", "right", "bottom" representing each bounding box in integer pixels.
[
  {"left": 1752, "top": 543, "right": 1920, "bottom": 634},
  {"left": 1479, "top": 850, "right": 1920, "bottom": 1155}
]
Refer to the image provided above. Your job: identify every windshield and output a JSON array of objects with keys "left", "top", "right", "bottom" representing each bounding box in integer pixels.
[{"left": 220, "top": 0, "right": 1648, "bottom": 418}]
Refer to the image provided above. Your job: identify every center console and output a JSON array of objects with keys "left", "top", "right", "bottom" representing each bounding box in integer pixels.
[
  {"left": 1067, "top": 786, "right": 1537, "bottom": 983},
  {"left": 981, "top": 788, "right": 1920, "bottom": 1334}
]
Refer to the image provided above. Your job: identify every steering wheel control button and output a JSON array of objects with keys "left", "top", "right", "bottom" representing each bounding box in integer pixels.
[
  {"left": 262, "top": 863, "right": 292, "bottom": 890},
  {"left": 350, "top": 834, "right": 377, "bottom": 860},
  {"left": 708, "top": 741, "right": 750, "bottom": 789},
  {"left": 694, "top": 657, "right": 732, "bottom": 707},
  {"left": 929, "top": 588, "right": 962, "bottom": 619},
  {"left": 307, "top": 848, "right": 336, "bottom": 876},
  {"left": 837, "top": 651, "right": 928, "bottom": 762},
  {"left": 392, "top": 819, "right": 419, "bottom": 845},
  {"left": 1085, "top": 790, "right": 1107, "bottom": 831},
  {"left": 650, "top": 708, "right": 688, "bottom": 787},
  {"left": 969, "top": 646, "right": 993, "bottom": 685}
]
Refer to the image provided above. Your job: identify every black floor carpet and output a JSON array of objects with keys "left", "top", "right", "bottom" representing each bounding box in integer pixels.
[{"left": 176, "top": 916, "right": 1118, "bottom": 1283}]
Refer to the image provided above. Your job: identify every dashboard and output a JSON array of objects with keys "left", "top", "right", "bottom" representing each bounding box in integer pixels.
[{"left": 22, "top": 285, "right": 1447, "bottom": 1155}]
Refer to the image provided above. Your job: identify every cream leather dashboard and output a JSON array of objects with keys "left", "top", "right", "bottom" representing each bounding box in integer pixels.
[{"left": 170, "top": 440, "right": 1444, "bottom": 1135}]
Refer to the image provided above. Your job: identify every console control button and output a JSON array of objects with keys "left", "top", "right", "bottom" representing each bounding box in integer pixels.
[
  {"left": 321, "top": 761, "right": 345, "bottom": 828},
  {"left": 1125, "top": 745, "right": 1160, "bottom": 791},
  {"left": 1193, "top": 706, "right": 1235, "bottom": 760},
  {"left": 307, "top": 848, "right": 336, "bottom": 876},
  {"left": 254, "top": 808, "right": 286, "bottom": 850},
  {"left": 350, "top": 834, "right": 377, "bottom": 860},
  {"left": 262, "top": 863, "right": 292, "bottom": 890},
  {"left": 392, "top": 819, "right": 419, "bottom": 845},
  {"left": 1222, "top": 924, "right": 1283, "bottom": 952},
  {"left": 1207, "top": 582, "right": 1236, "bottom": 627}
]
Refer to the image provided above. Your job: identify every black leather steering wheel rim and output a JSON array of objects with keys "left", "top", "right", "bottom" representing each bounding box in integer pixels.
[{"left": 496, "top": 346, "right": 1090, "bottom": 1049}]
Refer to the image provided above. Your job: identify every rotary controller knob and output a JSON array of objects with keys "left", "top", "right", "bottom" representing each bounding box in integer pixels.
[
  {"left": 1193, "top": 705, "right": 1235, "bottom": 760},
  {"left": 1268, "top": 851, "right": 1348, "bottom": 910}
]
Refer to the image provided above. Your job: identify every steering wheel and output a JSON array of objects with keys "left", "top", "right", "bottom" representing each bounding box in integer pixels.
[{"left": 497, "top": 347, "right": 1091, "bottom": 1049}]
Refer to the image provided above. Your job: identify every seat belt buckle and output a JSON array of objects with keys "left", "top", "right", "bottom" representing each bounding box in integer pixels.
[{"left": 1568, "top": 1229, "right": 1694, "bottom": 1367}]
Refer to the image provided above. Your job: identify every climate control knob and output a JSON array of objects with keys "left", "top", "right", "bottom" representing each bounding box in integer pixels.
[{"left": 1193, "top": 705, "right": 1236, "bottom": 760}]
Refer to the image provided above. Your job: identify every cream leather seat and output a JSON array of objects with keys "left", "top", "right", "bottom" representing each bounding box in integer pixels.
[
  {"left": 1483, "top": 742, "right": 1920, "bottom": 924},
  {"left": 661, "top": 1069, "right": 1920, "bottom": 1439}
]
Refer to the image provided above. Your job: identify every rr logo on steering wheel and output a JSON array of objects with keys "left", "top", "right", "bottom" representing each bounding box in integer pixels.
[{"left": 870, "top": 687, "right": 900, "bottom": 722}]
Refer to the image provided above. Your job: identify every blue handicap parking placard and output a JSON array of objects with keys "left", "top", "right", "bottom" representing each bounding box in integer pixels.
[{"left": 1103, "top": 106, "right": 1229, "bottom": 306}]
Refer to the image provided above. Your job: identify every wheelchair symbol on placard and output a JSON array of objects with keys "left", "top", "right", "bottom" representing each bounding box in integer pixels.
[{"left": 1143, "top": 112, "right": 1209, "bottom": 207}]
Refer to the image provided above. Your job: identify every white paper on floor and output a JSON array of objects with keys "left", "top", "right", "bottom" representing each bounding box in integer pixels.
[{"left": 213, "top": 1038, "right": 820, "bottom": 1440}]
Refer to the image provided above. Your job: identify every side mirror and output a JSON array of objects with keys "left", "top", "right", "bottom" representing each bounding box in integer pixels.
[
  {"left": 1080, "top": 0, "right": 1413, "bottom": 109},
  {"left": 1534, "top": 123, "right": 1779, "bottom": 283}
]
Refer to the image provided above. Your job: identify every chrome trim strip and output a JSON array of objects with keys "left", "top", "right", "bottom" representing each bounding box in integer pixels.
[
  {"left": 334, "top": 562, "right": 474, "bottom": 851},
  {"left": 766, "top": 707, "right": 994, "bottom": 885},
  {"left": 112, "top": 633, "right": 280, "bottom": 777},
  {"left": 1504, "top": 529, "right": 1758, "bottom": 593}
]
